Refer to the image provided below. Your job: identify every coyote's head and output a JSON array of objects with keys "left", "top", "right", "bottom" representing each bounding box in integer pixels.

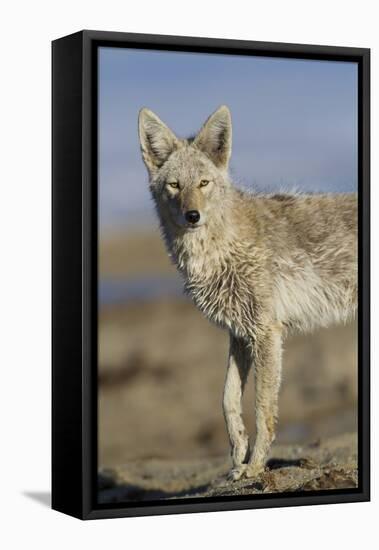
[{"left": 138, "top": 106, "right": 232, "bottom": 233}]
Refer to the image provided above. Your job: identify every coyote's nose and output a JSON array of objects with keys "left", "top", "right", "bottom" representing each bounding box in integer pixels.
[{"left": 185, "top": 210, "right": 200, "bottom": 224}]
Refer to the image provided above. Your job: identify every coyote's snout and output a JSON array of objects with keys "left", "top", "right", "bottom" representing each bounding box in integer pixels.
[{"left": 138, "top": 105, "right": 357, "bottom": 481}]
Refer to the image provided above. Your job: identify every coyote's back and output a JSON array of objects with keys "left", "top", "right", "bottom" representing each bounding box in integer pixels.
[{"left": 256, "top": 192, "right": 357, "bottom": 333}]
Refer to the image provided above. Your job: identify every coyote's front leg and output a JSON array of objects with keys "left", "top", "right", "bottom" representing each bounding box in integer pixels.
[
  {"left": 223, "top": 334, "right": 252, "bottom": 470},
  {"left": 230, "top": 324, "right": 283, "bottom": 481}
]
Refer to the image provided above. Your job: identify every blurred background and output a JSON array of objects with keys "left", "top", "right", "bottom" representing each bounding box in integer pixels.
[{"left": 98, "top": 47, "right": 358, "bottom": 471}]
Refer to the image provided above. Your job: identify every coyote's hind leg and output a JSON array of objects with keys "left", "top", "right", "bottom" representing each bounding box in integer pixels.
[{"left": 223, "top": 334, "right": 252, "bottom": 470}]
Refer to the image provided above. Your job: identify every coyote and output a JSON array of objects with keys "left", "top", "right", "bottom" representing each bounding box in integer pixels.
[{"left": 138, "top": 105, "right": 357, "bottom": 480}]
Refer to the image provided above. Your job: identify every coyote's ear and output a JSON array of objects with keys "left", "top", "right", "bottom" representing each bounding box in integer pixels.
[
  {"left": 194, "top": 105, "right": 232, "bottom": 170},
  {"left": 138, "top": 108, "right": 179, "bottom": 175}
]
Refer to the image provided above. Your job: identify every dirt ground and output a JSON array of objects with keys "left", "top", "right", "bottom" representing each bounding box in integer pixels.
[
  {"left": 98, "top": 230, "right": 358, "bottom": 502},
  {"left": 99, "top": 433, "right": 357, "bottom": 503}
]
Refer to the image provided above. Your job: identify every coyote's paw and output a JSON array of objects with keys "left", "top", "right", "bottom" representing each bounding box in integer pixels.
[
  {"left": 228, "top": 465, "right": 247, "bottom": 481},
  {"left": 244, "top": 463, "right": 265, "bottom": 479},
  {"left": 228, "top": 463, "right": 265, "bottom": 481}
]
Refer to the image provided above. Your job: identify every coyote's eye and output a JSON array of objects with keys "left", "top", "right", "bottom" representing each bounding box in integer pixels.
[
  {"left": 167, "top": 181, "right": 179, "bottom": 189},
  {"left": 199, "top": 180, "right": 209, "bottom": 187}
]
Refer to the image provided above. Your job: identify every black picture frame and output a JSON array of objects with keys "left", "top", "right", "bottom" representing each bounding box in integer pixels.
[{"left": 52, "top": 30, "right": 370, "bottom": 520}]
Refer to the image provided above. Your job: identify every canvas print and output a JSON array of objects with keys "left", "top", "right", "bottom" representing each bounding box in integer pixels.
[{"left": 98, "top": 48, "right": 358, "bottom": 504}]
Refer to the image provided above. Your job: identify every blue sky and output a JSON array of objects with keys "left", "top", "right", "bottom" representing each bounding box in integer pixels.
[{"left": 99, "top": 47, "right": 358, "bottom": 232}]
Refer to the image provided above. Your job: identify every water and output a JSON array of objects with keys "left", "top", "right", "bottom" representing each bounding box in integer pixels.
[{"left": 99, "top": 276, "right": 186, "bottom": 306}]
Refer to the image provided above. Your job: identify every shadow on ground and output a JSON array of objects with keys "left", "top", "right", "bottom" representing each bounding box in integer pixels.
[{"left": 23, "top": 492, "right": 51, "bottom": 507}]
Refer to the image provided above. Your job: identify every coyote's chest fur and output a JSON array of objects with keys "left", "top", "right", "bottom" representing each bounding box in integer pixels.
[{"left": 169, "top": 230, "right": 265, "bottom": 339}]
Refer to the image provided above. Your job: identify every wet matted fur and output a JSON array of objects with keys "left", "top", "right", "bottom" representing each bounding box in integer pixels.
[{"left": 138, "top": 105, "right": 357, "bottom": 480}]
